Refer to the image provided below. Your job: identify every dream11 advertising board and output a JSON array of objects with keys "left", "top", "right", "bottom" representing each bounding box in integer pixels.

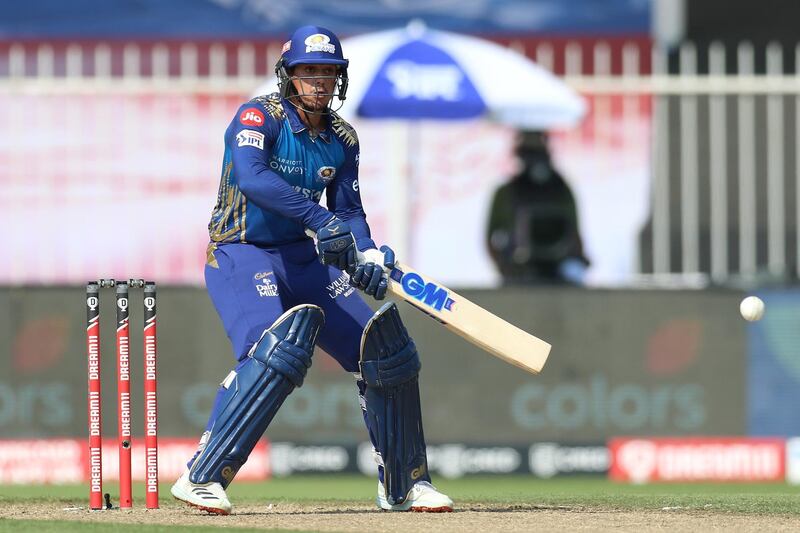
[{"left": 609, "top": 437, "right": 786, "bottom": 483}]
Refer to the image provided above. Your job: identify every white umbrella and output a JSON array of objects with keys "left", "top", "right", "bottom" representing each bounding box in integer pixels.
[
  {"left": 259, "top": 21, "right": 586, "bottom": 129},
  {"left": 339, "top": 21, "right": 585, "bottom": 128}
]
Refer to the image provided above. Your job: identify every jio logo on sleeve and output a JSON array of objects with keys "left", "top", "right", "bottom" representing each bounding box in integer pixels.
[{"left": 239, "top": 108, "right": 265, "bottom": 126}]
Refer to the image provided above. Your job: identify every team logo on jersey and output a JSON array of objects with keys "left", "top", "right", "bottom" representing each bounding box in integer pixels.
[
  {"left": 254, "top": 271, "right": 279, "bottom": 297},
  {"left": 236, "top": 129, "right": 265, "bottom": 150},
  {"left": 317, "top": 166, "right": 337, "bottom": 184},
  {"left": 239, "top": 108, "right": 265, "bottom": 126},
  {"left": 305, "top": 34, "right": 336, "bottom": 54}
]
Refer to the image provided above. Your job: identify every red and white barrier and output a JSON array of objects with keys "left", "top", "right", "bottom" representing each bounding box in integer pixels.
[
  {"left": 0, "top": 439, "right": 85, "bottom": 484},
  {"left": 0, "top": 438, "right": 270, "bottom": 485}
]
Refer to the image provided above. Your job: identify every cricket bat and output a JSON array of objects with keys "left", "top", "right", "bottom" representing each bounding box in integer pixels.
[
  {"left": 310, "top": 228, "right": 551, "bottom": 374},
  {"left": 385, "top": 261, "right": 551, "bottom": 374}
]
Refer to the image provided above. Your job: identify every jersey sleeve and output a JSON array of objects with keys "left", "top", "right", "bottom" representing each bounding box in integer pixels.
[
  {"left": 326, "top": 140, "right": 377, "bottom": 251},
  {"left": 229, "top": 102, "right": 334, "bottom": 232}
]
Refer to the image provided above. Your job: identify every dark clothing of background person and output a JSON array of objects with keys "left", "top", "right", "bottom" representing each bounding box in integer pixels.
[{"left": 487, "top": 131, "right": 589, "bottom": 285}]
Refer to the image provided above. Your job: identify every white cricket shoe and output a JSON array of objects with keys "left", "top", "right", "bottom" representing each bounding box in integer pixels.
[
  {"left": 171, "top": 470, "right": 232, "bottom": 515},
  {"left": 376, "top": 480, "right": 454, "bottom": 512}
]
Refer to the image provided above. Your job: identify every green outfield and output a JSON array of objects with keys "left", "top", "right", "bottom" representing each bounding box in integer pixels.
[{"left": 2, "top": 476, "right": 800, "bottom": 532}]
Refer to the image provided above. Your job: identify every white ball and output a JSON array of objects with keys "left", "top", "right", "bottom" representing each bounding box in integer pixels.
[{"left": 740, "top": 296, "right": 765, "bottom": 322}]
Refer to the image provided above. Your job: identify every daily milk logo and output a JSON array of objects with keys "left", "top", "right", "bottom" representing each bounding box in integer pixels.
[
  {"left": 254, "top": 271, "right": 279, "bottom": 297},
  {"left": 393, "top": 270, "right": 455, "bottom": 312},
  {"left": 385, "top": 61, "right": 463, "bottom": 101}
]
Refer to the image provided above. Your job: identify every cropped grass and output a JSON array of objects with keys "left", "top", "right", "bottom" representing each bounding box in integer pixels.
[
  {"left": 3, "top": 475, "right": 800, "bottom": 516},
  {"left": 0, "top": 519, "right": 281, "bottom": 533}
]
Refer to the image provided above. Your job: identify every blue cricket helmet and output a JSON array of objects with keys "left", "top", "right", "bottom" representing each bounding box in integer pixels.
[
  {"left": 275, "top": 25, "right": 349, "bottom": 107},
  {"left": 280, "top": 25, "right": 349, "bottom": 68}
]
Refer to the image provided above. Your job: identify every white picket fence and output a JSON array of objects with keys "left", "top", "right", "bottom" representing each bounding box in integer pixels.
[
  {"left": 1, "top": 40, "right": 798, "bottom": 286},
  {"left": 563, "top": 42, "right": 800, "bottom": 285}
]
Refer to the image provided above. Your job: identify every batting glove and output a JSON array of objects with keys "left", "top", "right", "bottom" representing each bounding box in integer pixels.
[
  {"left": 350, "top": 245, "right": 396, "bottom": 300},
  {"left": 316, "top": 218, "right": 357, "bottom": 273}
]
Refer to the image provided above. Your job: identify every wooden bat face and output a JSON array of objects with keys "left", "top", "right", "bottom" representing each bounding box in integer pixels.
[{"left": 387, "top": 261, "right": 551, "bottom": 374}]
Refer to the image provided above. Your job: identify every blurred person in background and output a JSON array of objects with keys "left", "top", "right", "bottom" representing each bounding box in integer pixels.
[
  {"left": 487, "top": 130, "right": 589, "bottom": 285},
  {"left": 170, "top": 25, "right": 453, "bottom": 515}
]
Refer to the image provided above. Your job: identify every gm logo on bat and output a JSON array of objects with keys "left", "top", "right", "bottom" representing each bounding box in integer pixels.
[{"left": 391, "top": 269, "right": 456, "bottom": 312}]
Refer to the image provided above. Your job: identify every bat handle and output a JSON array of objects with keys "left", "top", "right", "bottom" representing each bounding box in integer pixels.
[{"left": 356, "top": 250, "right": 393, "bottom": 274}]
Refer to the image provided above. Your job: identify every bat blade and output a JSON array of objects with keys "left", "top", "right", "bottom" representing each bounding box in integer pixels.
[{"left": 387, "top": 261, "right": 551, "bottom": 374}]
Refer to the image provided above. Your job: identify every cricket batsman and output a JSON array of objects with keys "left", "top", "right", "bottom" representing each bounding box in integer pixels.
[{"left": 170, "top": 25, "right": 454, "bottom": 515}]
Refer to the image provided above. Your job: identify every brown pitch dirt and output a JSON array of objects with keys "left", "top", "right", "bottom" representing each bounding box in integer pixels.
[{"left": 4, "top": 501, "right": 800, "bottom": 532}]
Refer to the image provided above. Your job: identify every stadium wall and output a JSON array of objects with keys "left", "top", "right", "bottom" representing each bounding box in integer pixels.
[{"left": 1, "top": 285, "right": 779, "bottom": 442}]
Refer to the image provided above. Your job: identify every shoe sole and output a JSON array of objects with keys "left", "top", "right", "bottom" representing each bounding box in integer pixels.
[
  {"left": 378, "top": 500, "right": 454, "bottom": 513},
  {"left": 172, "top": 493, "right": 231, "bottom": 515},
  {"left": 171, "top": 485, "right": 231, "bottom": 516}
]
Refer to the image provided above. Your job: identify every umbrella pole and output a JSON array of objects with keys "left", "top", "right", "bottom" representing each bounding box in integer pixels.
[{"left": 388, "top": 120, "right": 411, "bottom": 261}]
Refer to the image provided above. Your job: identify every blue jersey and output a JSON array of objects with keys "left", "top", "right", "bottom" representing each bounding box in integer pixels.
[{"left": 207, "top": 93, "right": 376, "bottom": 256}]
